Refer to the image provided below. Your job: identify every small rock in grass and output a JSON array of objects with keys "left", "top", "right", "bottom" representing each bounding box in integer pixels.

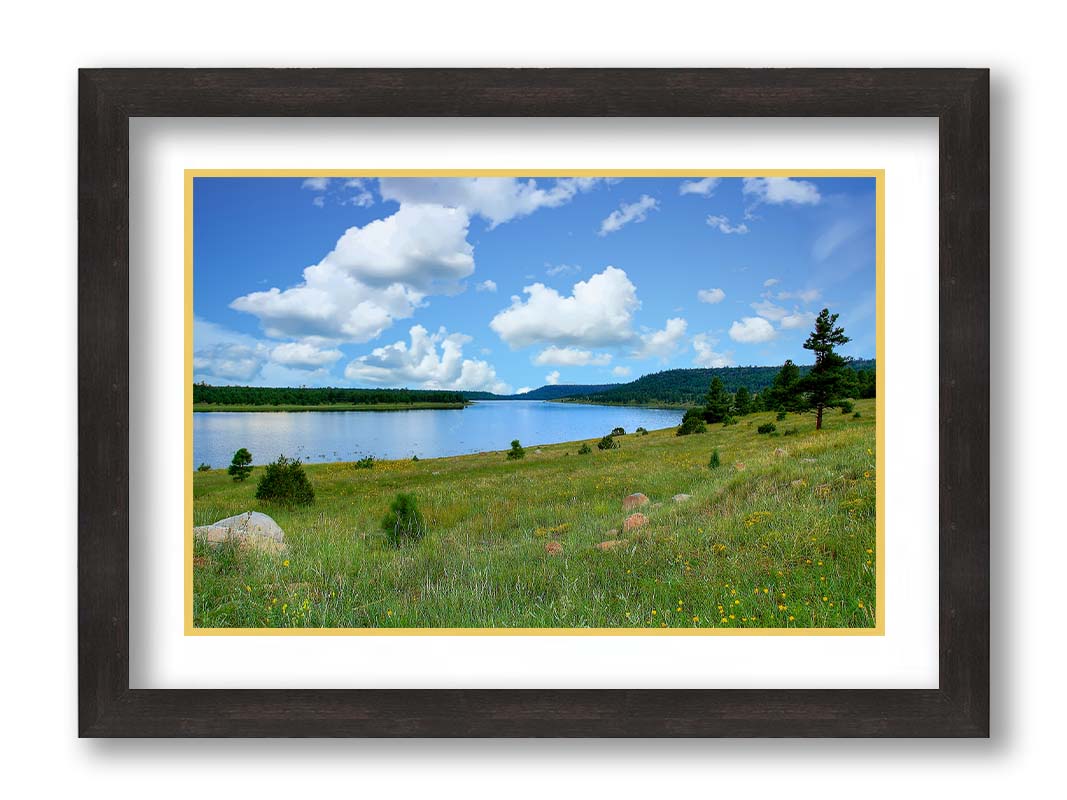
[
  {"left": 544, "top": 541, "right": 563, "bottom": 556},
  {"left": 623, "top": 492, "right": 649, "bottom": 510},
  {"left": 774, "top": 447, "right": 788, "bottom": 457},
  {"left": 672, "top": 493, "right": 692, "bottom": 503},
  {"left": 595, "top": 539, "right": 628, "bottom": 551},
  {"left": 193, "top": 511, "right": 286, "bottom": 552},
  {"left": 623, "top": 513, "right": 648, "bottom": 532},
  {"left": 800, "top": 458, "right": 816, "bottom": 463}
]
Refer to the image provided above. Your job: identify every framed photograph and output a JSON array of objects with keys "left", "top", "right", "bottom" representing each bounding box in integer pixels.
[{"left": 79, "top": 68, "right": 988, "bottom": 736}]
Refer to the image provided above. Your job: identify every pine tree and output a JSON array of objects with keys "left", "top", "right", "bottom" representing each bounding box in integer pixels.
[
  {"left": 764, "top": 360, "right": 802, "bottom": 412},
  {"left": 703, "top": 377, "right": 733, "bottom": 423},
  {"left": 732, "top": 385, "right": 752, "bottom": 416},
  {"left": 797, "top": 308, "right": 851, "bottom": 430},
  {"left": 227, "top": 448, "right": 253, "bottom": 481}
]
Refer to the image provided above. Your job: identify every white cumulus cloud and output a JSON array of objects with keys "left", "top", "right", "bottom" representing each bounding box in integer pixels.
[
  {"left": 476, "top": 279, "right": 498, "bottom": 292},
  {"left": 679, "top": 177, "right": 721, "bottom": 196},
  {"left": 742, "top": 177, "right": 821, "bottom": 206},
  {"left": 301, "top": 177, "right": 330, "bottom": 191},
  {"left": 697, "top": 287, "right": 726, "bottom": 304},
  {"left": 377, "top": 177, "right": 604, "bottom": 228},
  {"left": 344, "top": 325, "right": 510, "bottom": 394},
  {"left": 764, "top": 278, "right": 780, "bottom": 287},
  {"left": 692, "top": 333, "right": 735, "bottom": 368},
  {"left": 729, "top": 316, "right": 777, "bottom": 343},
  {"left": 533, "top": 346, "right": 612, "bottom": 367},
  {"left": 515, "top": 387, "right": 532, "bottom": 395},
  {"left": 545, "top": 370, "right": 561, "bottom": 385},
  {"left": 612, "top": 366, "right": 631, "bottom": 378},
  {"left": 751, "top": 299, "right": 789, "bottom": 322},
  {"left": 599, "top": 195, "right": 658, "bottom": 236},
  {"left": 231, "top": 204, "right": 475, "bottom": 343},
  {"left": 780, "top": 311, "right": 817, "bottom": 330},
  {"left": 706, "top": 214, "right": 749, "bottom": 234},
  {"left": 270, "top": 341, "right": 344, "bottom": 370},
  {"left": 633, "top": 317, "right": 688, "bottom": 360},
  {"left": 489, "top": 266, "right": 639, "bottom": 348}
]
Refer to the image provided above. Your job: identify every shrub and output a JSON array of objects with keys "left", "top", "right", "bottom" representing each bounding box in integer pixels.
[
  {"left": 197, "top": 462, "right": 211, "bottom": 472},
  {"left": 227, "top": 448, "right": 253, "bottom": 481},
  {"left": 597, "top": 434, "right": 620, "bottom": 450},
  {"left": 380, "top": 493, "right": 427, "bottom": 548},
  {"left": 709, "top": 449, "right": 721, "bottom": 469},
  {"left": 254, "top": 454, "right": 314, "bottom": 506},
  {"left": 853, "top": 411, "right": 862, "bottom": 419},
  {"left": 635, "top": 427, "right": 648, "bottom": 435},
  {"left": 354, "top": 455, "right": 376, "bottom": 470},
  {"left": 676, "top": 417, "right": 707, "bottom": 436},
  {"left": 840, "top": 400, "right": 855, "bottom": 414},
  {"left": 721, "top": 415, "right": 738, "bottom": 426},
  {"left": 776, "top": 411, "right": 788, "bottom": 421},
  {"left": 578, "top": 442, "right": 592, "bottom": 454},
  {"left": 411, "top": 455, "right": 420, "bottom": 462},
  {"left": 506, "top": 439, "right": 525, "bottom": 460},
  {"left": 757, "top": 422, "right": 776, "bottom": 434},
  {"left": 783, "top": 427, "right": 799, "bottom": 436},
  {"left": 611, "top": 427, "right": 626, "bottom": 436}
]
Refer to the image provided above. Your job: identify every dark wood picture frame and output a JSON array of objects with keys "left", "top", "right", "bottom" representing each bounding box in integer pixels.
[{"left": 79, "top": 68, "right": 989, "bottom": 737}]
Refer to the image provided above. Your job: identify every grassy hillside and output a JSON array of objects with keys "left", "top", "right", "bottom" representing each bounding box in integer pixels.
[{"left": 193, "top": 399, "right": 877, "bottom": 630}]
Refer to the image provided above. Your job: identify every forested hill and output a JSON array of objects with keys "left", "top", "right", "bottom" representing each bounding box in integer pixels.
[
  {"left": 560, "top": 360, "right": 876, "bottom": 406},
  {"left": 193, "top": 384, "right": 467, "bottom": 407},
  {"left": 461, "top": 383, "right": 620, "bottom": 401}
]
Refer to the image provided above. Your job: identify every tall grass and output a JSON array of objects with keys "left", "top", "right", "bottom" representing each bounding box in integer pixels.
[{"left": 193, "top": 400, "right": 877, "bottom": 629}]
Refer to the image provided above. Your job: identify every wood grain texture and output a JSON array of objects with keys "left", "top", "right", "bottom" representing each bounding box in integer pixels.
[{"left": 78, "top": 68, "right": 989, "bottom": 737}]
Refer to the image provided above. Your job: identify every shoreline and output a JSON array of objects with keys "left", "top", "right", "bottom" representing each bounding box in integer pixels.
[{"left": 193, "top": 402, "right": 468, "bottom": 413}]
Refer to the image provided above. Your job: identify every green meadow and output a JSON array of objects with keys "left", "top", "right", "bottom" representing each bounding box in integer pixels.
[{"left": 193, "top": 399, "right": 877, "bottom": 630}]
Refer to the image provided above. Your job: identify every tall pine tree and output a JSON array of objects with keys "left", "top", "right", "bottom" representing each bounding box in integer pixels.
[
  {"left": 764, "top": 359, "right": 802, "bottom": 411},
  {"left": 703, "top": 377, "right": 733, "bottom": 423},
  {"left": 797, "top": 308, "right": 851, "bottom": 430},
  {"left": 732, "top": 385, "right": 752, "bottom": 416}
]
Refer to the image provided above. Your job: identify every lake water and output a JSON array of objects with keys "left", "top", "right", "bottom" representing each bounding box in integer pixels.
[{"left": 193, "top": 400, "right": 683, "bottom": 467}]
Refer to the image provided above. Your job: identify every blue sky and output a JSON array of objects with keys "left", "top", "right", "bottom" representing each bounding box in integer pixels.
[{"left": 193, "top": 175, "right": 876, "bottom": 394}]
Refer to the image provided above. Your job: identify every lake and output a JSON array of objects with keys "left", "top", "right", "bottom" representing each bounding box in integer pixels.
[{"left": 193, "top": 400, "right": 683, "bottom": 467}]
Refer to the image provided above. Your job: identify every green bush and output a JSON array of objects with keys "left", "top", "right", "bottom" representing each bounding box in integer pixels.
[
  {"left": 757, "top": 422, "right": 776, "bottom": 434},
  {"left": 635, "top": 427, "right": 648, "bottom": 435},
  {"left": 840, "top": 400, "right": 855, "bottom": 414},
  {"left": 783, "top": 427, "right": 799, "bottom": 436},
  {"left": 853, "top": 411, "right": 862, "bottom": 418},
  {"left": 597, "top": 434, "right": 620, "bottom": 450},
  {"left": 721, "top": 415, "right": 738, "bottom": 426},
  {"left": 611, "top": 427, "right": 626, "bottom": 436},
  {"left": 411, "top": 455, "right": 420, "bottom": 462},
  {"left": 776, "top": 411, "right": 788, "bottom": 421},
  {"left": 227, "top": 447, "right": 253, "bottom": 482},
  {"left": 197, "top": 462, "right": 211, "bottom": 472},
  {"left": 380, "top": 493, "right": 427, "bottom": 548},
  {"left": 708, "top": 449, "right": 721, "bottom": 469},
  {"left": 354, "top": 455, "right": 376, "bottom": 470},
  {"left": 577, "top": 442, "right": 592, "bottom": 454},
  {"left": 676, "top": 416, "right": 707, "bottom": 436},
  {"left": 254, "top": 454, "right": 315, "bottom": 506},
  {"left": 506, "top": 439, "right": 525, "bottom": 460}
]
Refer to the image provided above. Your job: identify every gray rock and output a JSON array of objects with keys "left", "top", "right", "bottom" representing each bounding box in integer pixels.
[
  {"left": 194, "top": 511, "right": 286, "bottom": 551},
  {"left": 623, "top": 492, "right": 650, "bottom": 510},
  {"left": 672, "top": 493, "right": 692, "bottom": 502}
]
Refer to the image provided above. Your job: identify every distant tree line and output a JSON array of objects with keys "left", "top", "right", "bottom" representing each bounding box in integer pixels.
[
  {"left": 565, "top": 358, "right": 874, "bottom": 407},
  {"left": 193, "top": 384, "right": 467, "bottom": 407}
]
